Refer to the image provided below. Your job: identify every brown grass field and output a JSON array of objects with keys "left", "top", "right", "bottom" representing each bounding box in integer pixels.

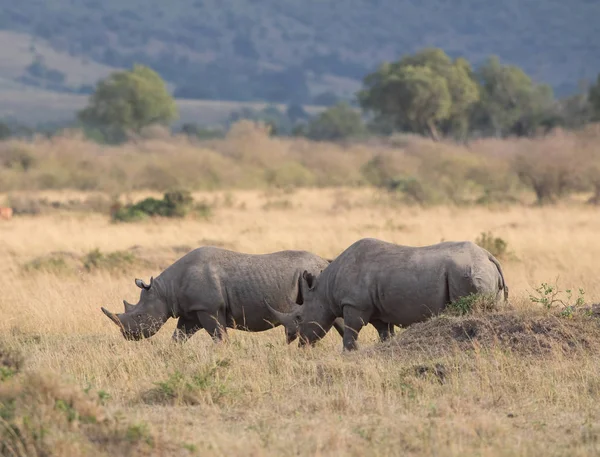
[{"left": 2, "top": 185, "right": 600, "bottom": 456}]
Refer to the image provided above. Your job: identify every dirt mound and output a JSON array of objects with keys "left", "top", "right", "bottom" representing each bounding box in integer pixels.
[{"left": 376, "top": 310, "right": 600, "bottom": 358}]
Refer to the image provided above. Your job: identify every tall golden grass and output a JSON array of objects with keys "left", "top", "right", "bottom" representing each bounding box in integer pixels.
[{"left": 2, "top": 188, "right": 600, "bottom": 455}]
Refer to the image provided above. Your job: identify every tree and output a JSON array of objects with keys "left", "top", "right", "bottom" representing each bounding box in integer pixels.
[
  {"left": 358, "top": 48, "right": 479, "bottom": 140},
  {"left": 286, "top": 103, "right": 309, "bottom": 123},
  {"left": 589, "top": 74, "right": 600, "bottom": 121},
  {"left": 472, "top": 56, "right": 557, "bottom": 137},
  {"left": 305, "top": 102, "right": 366, "bottom": 141},
  {"left": 0, "top": 122, "right": 11, "bottom": 140},
  {"left": 78, "top": 64, "right": 178, "bottom": 142},
  {"left": 557, "top": 82, "right": 592, "bottom": 130}
]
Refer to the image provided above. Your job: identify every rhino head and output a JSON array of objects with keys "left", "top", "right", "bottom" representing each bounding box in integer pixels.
[
  {"left": 266, "top": 270, "right": 336, "bottom": 347},
  {"left": 101, "top": 277, "right": 171, "bottom": 340}
]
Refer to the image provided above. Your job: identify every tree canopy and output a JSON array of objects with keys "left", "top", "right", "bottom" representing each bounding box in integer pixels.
[
  {"left": 470, "top": 56, "right": 557, "bottom": 137},
  {"left": 358, "top": 48, "right": 479, "bottom": 140},
  {"left": 304, "top": 102, "right": 366, "bottom": 141},
  {"left": 78, "top": 65, "right": 178, "bottom": 141}
]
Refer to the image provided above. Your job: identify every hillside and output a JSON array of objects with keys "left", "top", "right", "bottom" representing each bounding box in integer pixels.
[{"left": 0, "top": 0, "right": 598, "bottom": 113}]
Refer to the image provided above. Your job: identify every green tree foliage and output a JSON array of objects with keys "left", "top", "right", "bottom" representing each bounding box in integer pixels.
[
  {"left": 558, "top": 85, "right": 592, "bottom": 130},
  {"left": 472, "top": 56, "right": 558, "bottom": 137},
  {"left": 589, "top": 74, "right": 600, "bottom": 122},
  {"left": 78, "top": 65, "right": 178, "bottom": 142},
  {"left": 304, "top": 102, "right": 366, "bottom": 141},
  {"left": 0, "top": 122, "right": 11, "bottom": 140},
  {"left": 358, "top": 48, "right": 479, "bottom": 140}
]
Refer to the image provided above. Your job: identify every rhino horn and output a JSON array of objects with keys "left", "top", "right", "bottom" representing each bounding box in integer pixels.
[
  {"left": 123, "top": 300, "right": 135, "bottom": 313},
  {"left": 263, "top": 299, "right": 302, "bottom": 328},
  {"left": 101, "top": 307, "right": 124, "bottom": 330}
]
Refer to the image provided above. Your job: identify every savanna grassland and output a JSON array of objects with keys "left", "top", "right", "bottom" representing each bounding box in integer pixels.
[{"left": 2, "top": 130, "right": 600, "bottom": 456}]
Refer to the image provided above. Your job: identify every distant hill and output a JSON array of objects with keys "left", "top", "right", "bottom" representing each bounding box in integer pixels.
[{"left": 0, "top": 0, "right": 598, "bottom": 122}]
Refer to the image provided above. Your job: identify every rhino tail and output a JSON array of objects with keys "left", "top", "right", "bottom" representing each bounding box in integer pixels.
[{"left": 487, "top": 253, "right": 508, "bottom": 301}]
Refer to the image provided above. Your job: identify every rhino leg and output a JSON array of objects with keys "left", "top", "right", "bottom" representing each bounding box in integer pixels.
[
  {"left": 332, "top": 318, "right": 345, "bottom": 338},
  {"left": 172, "top": 315, "right": 203, "bottom": 343},
  {"left": 371, "top": 319, "right": 394, "bottom": 343},
  {"left": 341, "top": 306, "right": 370, "bottom": 351},
  {"left": 197, "top": 310, "right": 228, "bottom": 343}
]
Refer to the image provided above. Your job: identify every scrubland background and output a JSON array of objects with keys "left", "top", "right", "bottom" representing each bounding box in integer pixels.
[{"left": 2, "top": 126, "right": 600, "bottom": 456}]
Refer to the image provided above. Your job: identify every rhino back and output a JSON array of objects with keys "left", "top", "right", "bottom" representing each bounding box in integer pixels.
[
  {"left": 319, "top": 238, "right": 499, "bottom": 326},
  {"left": 169, "top": 247, "right": 329, "bottom": 331}
]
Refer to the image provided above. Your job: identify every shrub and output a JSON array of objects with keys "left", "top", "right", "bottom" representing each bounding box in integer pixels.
[
  {"left": 445, "top": 293, "right": 500, "bottom": 316},
  {"left": 111, "top": 190, "right": 197, "bottom": 222},
  {"left": 82, "top": 249, "right": 137, "bottom": 273},
  {"left": 264, "top": 162, "right": 316, "bottom": 189},
  {"left": 262, "top": 199, "right": 294, "bottom": 211},
  {"left": 475, "top": 231, "right": 511, "bottom": 260},
  {"left": 529, "top": 280, "right": 586, "bottom": 315},
  {"left": 384, "top": 176, "right": 437, "bottom": 205},
  {"left": 22, "top": 252, "right": 75, "bottom": 274},
  {"left": 193, "top": 200, "right": 213, "bottom": 219},
  {"left": 0, "top": 145, "right": 37, "bottom": 171},
  {"left": 141, "top": 360, "right": 233, "bottom": 406}
]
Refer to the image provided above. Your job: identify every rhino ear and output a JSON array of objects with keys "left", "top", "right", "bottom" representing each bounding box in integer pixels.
[
  {"left": 135, "top": 278, "right": 151, "bottom": 290},
  {"left": 302, "top": 271, "right": 316, "bottom": 290}
]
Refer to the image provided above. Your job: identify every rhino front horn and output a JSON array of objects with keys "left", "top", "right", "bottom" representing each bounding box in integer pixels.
[
  {"left": 101, "top": 307, "right": 124, "bottom": 329},
  {"left": 263, "top": 299, "right": 301, "bottom": 328}
]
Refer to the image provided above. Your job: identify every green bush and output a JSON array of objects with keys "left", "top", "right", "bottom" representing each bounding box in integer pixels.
[
  {"left": 475, "top": 231, "right": 510, "bottom": 260},
  {"left": 446, "top": 293, "right": 500, "bottom": 316},
  {"left": 385, "top": 176, "right": 437, "bottom": 205},
  {"left": 83, "top": 249, "right": 136, "bottom": 273},
  {"left": 111, "top": 190, "right": 197, "bottom": 222}
]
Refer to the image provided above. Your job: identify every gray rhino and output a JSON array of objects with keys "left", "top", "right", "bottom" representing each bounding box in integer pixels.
[
  {"left": 267, "top": 238, "right": 508, "bottom": 351},
  {"left": 101, "top": 246, "right": 346, "bottom": 343}
]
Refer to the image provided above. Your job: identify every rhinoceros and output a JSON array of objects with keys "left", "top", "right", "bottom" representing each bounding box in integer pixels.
[
  {"left": 101, "top": 246, "right": 346, "bottom": 343},
  {"left": 266, "top": 238, "right": 508, "bottom": 351}
]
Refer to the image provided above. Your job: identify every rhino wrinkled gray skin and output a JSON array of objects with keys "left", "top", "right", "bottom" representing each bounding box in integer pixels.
[
  {"left": 267, "top": 238, "right": 509, "bottom": 351},
  {"left": 101, "top": 246, "right": 346, "bottom": 343}
]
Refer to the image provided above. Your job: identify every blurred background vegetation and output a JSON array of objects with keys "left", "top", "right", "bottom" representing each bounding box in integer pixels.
[{"left": 0, "top": 0, "right": 600, "bottom": 208}]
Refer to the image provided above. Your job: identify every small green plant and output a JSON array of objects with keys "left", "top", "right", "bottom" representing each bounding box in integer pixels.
[
  {"left": 22, "top": 254, "right": 70, "bottom": 274},
  {"left": 97, "top": 390, "right": 110, "bottom": 405},
  {"left": 183, "top": 443, "right": 198, "bottom": 452},
  {"left": 529, "top": 280, "right": 585, "bottom": 316},
  {"left": 83, "top": 248, "right": 136, "bottom": 273},
  {"left": 475, "top": 231, "right": 510, "bottom": 260},
  {"left": 446, "top": 293, "right": 499, "bottom": 316},
  {"left": 193, "top": 200, "right": 213, "bottom": 219},
  {"left": 143, "top": 359, "right": 232, "bottom": 406},
  {"left": 126, "top": 422, "right": 154, "bottom": 446},
  {"left": 0, "top": 366, "right": 17, "bottom": 382},
  {"left": 55, "top": 399, "right": 78, "bottom": 423},
  {"left": 261, "top": 199, "right": 294, "bottom": 211}
]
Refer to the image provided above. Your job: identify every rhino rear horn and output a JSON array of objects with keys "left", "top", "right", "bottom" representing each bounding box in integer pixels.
[
  {"left": 101, "top": 307, "right": 124, "bottom": 330},
  {"left": 123, "top": 300, "right": 135, "bottom": 313}
]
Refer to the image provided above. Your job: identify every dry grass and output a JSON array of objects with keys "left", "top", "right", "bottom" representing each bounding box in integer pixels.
[
  {"left": 2, "top": 188, "right": 600, "bottom": 455},
  {"left": 2, "top": 123, "right": 600, "bottom": 206}
]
